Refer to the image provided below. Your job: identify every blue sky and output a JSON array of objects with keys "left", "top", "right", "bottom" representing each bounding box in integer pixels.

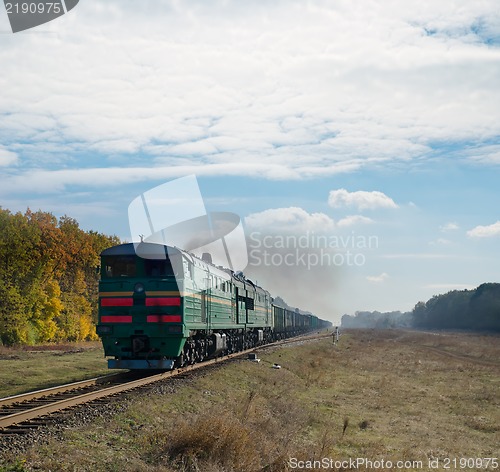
[{"left": 1, "top": 0, "right": 500, "bottom": 323}]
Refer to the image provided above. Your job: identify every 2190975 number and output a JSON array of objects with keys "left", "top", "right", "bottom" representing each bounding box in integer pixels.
[
  {"left": 5, "top": 2, "right": 62, "bottom": 14},
  {"left": 443, "top": 457, "right": 498, "bottom": 469}
]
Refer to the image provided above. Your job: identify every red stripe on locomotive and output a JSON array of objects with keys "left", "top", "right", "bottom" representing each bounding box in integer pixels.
[
  {"left": 147, "top": 315, "right": 182, "bottom": 323},
  {"left": 100, "top": 298, "right": 133, "bottom": 307},
  {"left": 145, "top": 297, "right": 181, "bottom": 307}
]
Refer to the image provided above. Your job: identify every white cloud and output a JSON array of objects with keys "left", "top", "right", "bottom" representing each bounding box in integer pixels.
[
  {"left": 337, "top": 215, "right": 374, "bottom": 227},
  {"left": 0, "top": 162, "right": 346, "bottom": 196},
  {"left": 440, "top": 222, "right": 459, "bottom": 232},
  {"left": 244, "top": 207, "right": 334, "bottom": 233},
  {"left": 245, "top": 207, "right": 373, "bottom": 233},
  {"left": 429, "top": 238, "right": 452, "bottom": 246},
  {"left": 462, "top": 144, "right": 500, "bottom": 165},
  {"left": 328, "top": 189, "right": 398, "bottom": 210},
  {"left": 367, "top": 272, "right": 389, "bottom": 283},
  {"left": 467, "top": 221, "right": 500, "bottom": 238},
  {"left": 0, "top": 147, "right": 18, "bottom": 166},
  {"left": 1, "top": 0, "right": 500, "bottom": 180}
]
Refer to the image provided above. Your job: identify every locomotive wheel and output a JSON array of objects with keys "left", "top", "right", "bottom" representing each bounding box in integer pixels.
[{"left": 175, "top": 353, "right": 185, "bottom": 368}]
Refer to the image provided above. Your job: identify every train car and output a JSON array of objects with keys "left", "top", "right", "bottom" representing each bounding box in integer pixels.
[
  {"left": 271, "top": 301, "right": 313, "bottom": 339},
  {"left": 97, "top": 242, "right": 329, "bottom": 370}
]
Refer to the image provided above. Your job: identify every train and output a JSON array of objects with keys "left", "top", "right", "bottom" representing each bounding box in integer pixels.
[{"left": 96, "top": 242, "right": 331, "bottom": 369}]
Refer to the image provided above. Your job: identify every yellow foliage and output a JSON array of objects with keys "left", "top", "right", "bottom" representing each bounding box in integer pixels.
[
  {"left": 0, "top": 208, "right": 120, "bottom": 346},
  {"left": 32, "top": 279, "right": 64, "bottom": 342},
  {"left": 79, "top": 315, "right": 98, "bottom": 341}
]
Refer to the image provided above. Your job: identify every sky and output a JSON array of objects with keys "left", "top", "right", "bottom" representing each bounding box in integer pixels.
[{"left": 1, "top": 0, "right": 499, "bottom": 324}]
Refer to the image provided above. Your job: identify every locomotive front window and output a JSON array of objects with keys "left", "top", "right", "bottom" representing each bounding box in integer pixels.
[
  {"left": 103, "top": 256, "right": 137, "bottom": 278},
  {"left": 145, "top": 259, "right": 174, "bottom": 277}
]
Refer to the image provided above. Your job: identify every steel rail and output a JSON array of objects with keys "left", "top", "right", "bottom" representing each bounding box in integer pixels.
[{"left": 0, "top": 373, "right": 127, "bottom": 409}]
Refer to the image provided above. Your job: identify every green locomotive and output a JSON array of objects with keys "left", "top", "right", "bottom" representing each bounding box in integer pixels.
[{"left": 96, "top": 242, "right": 328, "bottom": 369}]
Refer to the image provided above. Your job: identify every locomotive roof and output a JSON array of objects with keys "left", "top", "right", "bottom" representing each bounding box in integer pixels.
[{"left": 101, "top": 242, "right": 182, "bottom": 257}]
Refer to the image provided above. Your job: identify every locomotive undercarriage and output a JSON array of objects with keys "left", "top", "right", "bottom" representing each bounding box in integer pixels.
[
  {"left": 175, "top": 327, "right": 273, "bottom": 368},
  {"left": 110, "top": 327, "right": 312, "bottom": 370},
  {"left": 174, "top": 326, "right": 307, "bottom": 368}
]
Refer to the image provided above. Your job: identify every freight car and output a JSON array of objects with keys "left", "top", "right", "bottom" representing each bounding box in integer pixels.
[{"left": 96, "top": 242, "right": 330, "bottom": 369}]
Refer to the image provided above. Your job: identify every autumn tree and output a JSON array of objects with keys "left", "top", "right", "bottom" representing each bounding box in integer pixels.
[{"left": 0, "top": 207, "right": 119, "bottom": 345}]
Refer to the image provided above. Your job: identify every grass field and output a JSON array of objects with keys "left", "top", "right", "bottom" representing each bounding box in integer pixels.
[
  {"left": 0, "top": 342, "right": 110, "bottom": 398},
  {"left": 0, "top": 329, "right": 499, "bottom": 471}
]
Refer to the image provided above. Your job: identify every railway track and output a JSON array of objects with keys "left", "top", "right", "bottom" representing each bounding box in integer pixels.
[
  {"left": 0, "top": 351, "right": 249, "bottom": 434},
  {"left": 0, "top": 332, "right": 330, "bottom": 435},
  {"left": 0, "top": 371, "right": 158, "bottom": 433}
]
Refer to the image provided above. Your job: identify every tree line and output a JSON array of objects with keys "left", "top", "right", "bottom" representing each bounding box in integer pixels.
[
  {"left": 341, "top": 284, "right": 500, "bottom": 332},
  {"left": 341, "top": 310, "right": 412, "bottom": 329},
  {"left": 412, "top": 283, "right": 500, "bottom": 331},
  {"left": 0, "top": 208, "right": 120, "bottom": 346}
]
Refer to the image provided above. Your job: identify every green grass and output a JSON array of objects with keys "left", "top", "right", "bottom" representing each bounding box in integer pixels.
[
  {"left": 0, "top": 342, "right": 110, "bottom": 398},
  {"left": 1, "top": 330, "right": 499, "bottom": 471}
]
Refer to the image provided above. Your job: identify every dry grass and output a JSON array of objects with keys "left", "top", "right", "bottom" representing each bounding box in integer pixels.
[
  {"left": 143, "top": 411, "right": 262, "bottom": 471},
  {"left": 1, "top": 329, "right": 499, "bottom": 471}
]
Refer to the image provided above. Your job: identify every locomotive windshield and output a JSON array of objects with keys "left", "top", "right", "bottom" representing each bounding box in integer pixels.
[
  {"left": 102, "top": 254, "right": 180, "bottom": 278},
  {"left": 144, "top": 258, "right": 175, "bottom": 277},
  {"left": 103, "top": 255, "right": 137, "bottom": 277}
]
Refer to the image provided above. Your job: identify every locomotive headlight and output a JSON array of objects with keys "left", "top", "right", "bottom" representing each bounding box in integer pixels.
[{"left": 134, "top": 283, "right": 145, "bottom": 294}]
